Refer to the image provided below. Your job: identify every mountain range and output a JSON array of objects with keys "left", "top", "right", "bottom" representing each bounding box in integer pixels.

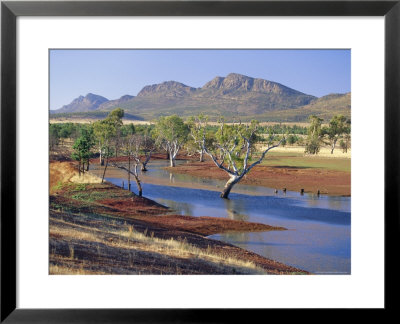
[{"left": 51, "top": 73, "right": 350, "bottom": 122}]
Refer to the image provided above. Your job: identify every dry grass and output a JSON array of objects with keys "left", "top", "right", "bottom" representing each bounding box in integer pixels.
[
  {"left": 50, "top": 162, "right": 102, "bottom": 193},
  {"left": 49, "top": 217, "right": 266, "bottom": 275},
  {"left": 259, "top": 145, "right": 351, "bottom": 159},
  {"left": 50, "top": 118, "right": 151, "bottom": 125},
  {"left": 50, "top": 262, "right": 108, "bottom": 275},
  {"left": 276, "top": 146, "right": 350, "bottom": 158},
  {"left": 49, "top": 161, "right": 309, "bottom": 275},
  {"left": 115, "top": 225, "right": 263, "bottom": 272}
]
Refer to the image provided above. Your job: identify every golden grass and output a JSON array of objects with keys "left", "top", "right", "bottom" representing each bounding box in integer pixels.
[
  {"left": 50, "top": 118, "right": 152, "bottom": 125},
  {"left": 50, "top": 216, "right": 266, "bottom": 274},
  {"left": 50, "top": 162, "right": 102, "bottom": 194},
  {"left": 115, "top": 225, "right": 264, "bottom": 272},
  {"left": 50, "top": 262, "right": 108, "bottom": 275},
  {"left": 259, "top": 145, "right": 351, "bottom": 159}
]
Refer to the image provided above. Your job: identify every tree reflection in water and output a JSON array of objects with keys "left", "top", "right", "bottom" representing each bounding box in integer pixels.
[
  {"left": 223, "top": 198, "right": 249, "bottom": 221},
  {"left": 157, "top": 198, "right": 193, "bottom": 216}
]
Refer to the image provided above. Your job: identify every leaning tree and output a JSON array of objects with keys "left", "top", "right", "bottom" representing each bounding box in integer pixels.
[{"left": 198, "top": 119, "right": 284, "bottom": 199}]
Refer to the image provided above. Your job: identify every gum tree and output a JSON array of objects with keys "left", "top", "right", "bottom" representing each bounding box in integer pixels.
[
  {"left": 188, "top": 115, "right": 213, "bottom": 162},
  {"left": 199, "top": 119, "right": 284, "bottom": 199},
  {"left": 107, "top": 108, "right": 124, "bottom": 158},
  {"left": 154, "top": 115, "right": 189, "bottom": 167},
  {"left": 110, "top": 134, "right": 143, "bottom": 196},
  {"left": 323, "top": 114, "right": 350, "bottom": 154},
  {"left": 305, "top": 115, "right": 324, "bottom": 155},
  {"left": 93, "top": 108, "right": 124, "bottom": 182},
  {"left": 340, "top": 120, "right": 351, "bottom": 153},
  {"left": 110, "top": 132, "right": 156, "bottom": 196},
  {"left": 137, "top": 134, "right": 156, "bottom": 171}
]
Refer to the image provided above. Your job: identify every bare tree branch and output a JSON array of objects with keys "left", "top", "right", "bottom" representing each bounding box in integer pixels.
[
  {"left": 245, "top": 138, "right": 284, "bottom": 175},
  {"left": 203, "top": 147, "right": 235, "bottom": 175}
]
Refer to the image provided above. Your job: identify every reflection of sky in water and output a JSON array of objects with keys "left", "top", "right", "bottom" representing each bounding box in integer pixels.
[
  {"left": 105, "top": 160, "right": 351, "bottom": 274},
  {"left": 140, "top": 160, "right": 351, "bottom": 213}
]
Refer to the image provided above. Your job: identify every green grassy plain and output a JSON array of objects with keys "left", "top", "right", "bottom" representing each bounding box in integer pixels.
[{"left": 260, "top": 151, "right": 351, "bottom": 173}]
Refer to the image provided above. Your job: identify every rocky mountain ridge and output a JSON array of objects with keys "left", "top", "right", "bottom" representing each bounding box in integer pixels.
[{"left": 51, "top": 73, "right": 350, "bottom": 122}]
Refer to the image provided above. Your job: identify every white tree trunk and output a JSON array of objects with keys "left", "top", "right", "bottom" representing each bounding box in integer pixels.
[
  {"left": 199, "top": 149, "right": 204, "bottom": 162},
  {"left": 220, "top": 175, "right": 240, "bottom": 199},
  {"left": 169, "top": 146, "right": 178, "bottom": 167},
  {"left": 331, "top": 139, "right": 337, "bottom": 154},
  {"left": 99, "top": 148, "right": 104, "bottom": 166},
  {"left": 169, "top": 156, "right": 176, "bottom": 167}
]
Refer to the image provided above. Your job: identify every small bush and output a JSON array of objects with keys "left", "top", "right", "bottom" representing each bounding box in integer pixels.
[{"left": 305, "top": 139, "right": 320, "bottom": 154}]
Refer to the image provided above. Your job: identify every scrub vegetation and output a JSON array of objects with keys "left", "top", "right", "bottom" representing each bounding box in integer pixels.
[{"left": 49, "top": 108, "right": 350, "bottom": 274}]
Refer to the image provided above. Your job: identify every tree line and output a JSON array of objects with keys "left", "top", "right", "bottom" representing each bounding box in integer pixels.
[
  {"left": 305, "top": 114, "right": 351, "bottom": 155},
  {"left": 51, "top": 108, "right": 350, "bottom": 199}
]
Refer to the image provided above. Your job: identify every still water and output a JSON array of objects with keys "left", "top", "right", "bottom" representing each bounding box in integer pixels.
[{"left": 105, "top": 160, "right": 351, "bottom": 274}]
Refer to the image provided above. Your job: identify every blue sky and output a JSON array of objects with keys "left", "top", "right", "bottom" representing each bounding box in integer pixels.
[{"left": 50, "top": 49, "right": 351, "bottom": 110}]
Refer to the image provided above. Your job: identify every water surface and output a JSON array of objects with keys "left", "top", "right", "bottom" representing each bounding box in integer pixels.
[{"left": 104, "top": 160, "right": 351, "bottom": 274}]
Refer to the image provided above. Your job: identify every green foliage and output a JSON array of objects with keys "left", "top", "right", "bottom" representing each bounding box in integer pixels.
[
  {"left": 187, "top": 115, "right": 215, "bottom": 156},
  {"left": 49, "top": 124, "right": 61, "bottom": 149},
  {"left": 339, "top": 125, "right": 351, "bottom": 153},
  {"left": 50, "top": 111, "right": 144, "bottom": 121},
  {"left": 93, "top": 119, "right": 116, "bottom": 143},
  {"left": 340, "top": 139, "right": 346, "bottom": 152},
  {"left": 153, "top": 115, "right": 189, "bottom": 160},
  {"left": 305, "top": 138, "right": 321, "bottom": 154},
  {"left": 50, "top": 123, "right": 93, "bottom": 151},
  {"left": 321, "top": 114, "right": 351, "bottom": 153},
  {"left": 51, "top": 181, "right": 64, "bottom": 191},
  {"left": 71, "top": 126, "right": 95, "bottom": 163},
  {"left": 194, "top": 117, "right": 284, "bottom": 198},
  {"left": 135, "top": 124, "right": 155, "bottom": 136},
  {"left": 207, "top": 120, "right": 261, "bottom": 172},
  {"left": 323, "top": 115, "right": 348, "bottom": 139},
  {"left": 262, "top": 126, "right": 280, "bottom": 147},
  {"left": 74, "top": 183, "right": 87, "bottom": 191},
  {"left": 252, "top": 93, "right": 351, "bottom": 122},
  {"left": 305, "top": 115, "right": 324, "bottom": 154},
  {"left": 49, "top": 123, "right": 60, "bottom": 138},
  {"left": 287, "top": 134, "right": 299, "bottom": 145},
  {"left": 108, "top": 107, "right": 125, "bottom": 120},
  {"left": 259, "top": 124, "right": 307, "bottom": 135},
  {"left": 92, "top": 108, "right": 125, "bottom": 158},
  {"left": 155, "top": 115, "right": 189, "bottom": 143},
  {"left": 129, "top": 124, "right": 136, "bottom": 135}
]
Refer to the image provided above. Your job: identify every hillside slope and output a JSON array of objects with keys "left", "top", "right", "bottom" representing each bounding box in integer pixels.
[
  {"left": 54, "top": 93, "right": 109, "bottom": 113},
  {"left": 252, "top": 93, "right": 351, "bottom": 122},
  {"left": 50, "top": 74, "right": 350, "bottom": 121}
]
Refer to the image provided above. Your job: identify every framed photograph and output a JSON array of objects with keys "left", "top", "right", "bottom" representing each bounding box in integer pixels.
[{"left": 1, "top": 0, "right": 399, "bottom": 321}]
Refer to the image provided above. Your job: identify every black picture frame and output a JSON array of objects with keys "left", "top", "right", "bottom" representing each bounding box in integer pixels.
[{"left": 1, "top": 0, "right": 399, "bottom": 322}]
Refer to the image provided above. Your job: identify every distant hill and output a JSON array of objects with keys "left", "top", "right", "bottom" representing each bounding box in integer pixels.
[
  {"left": 52, "top": 93, "right": 109, "bottom": 113},
  {"left": 97, "top": 95, "right": 135, "bottom": 111},
  {"left": 50, "top": 73, "right": 350, "bottom": 122},
  {"left": 252, "top": 93, "right": 351, "bottom": 122},
  {"left": 137, "top": 81, "right": 196, "bottom": 98}
]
